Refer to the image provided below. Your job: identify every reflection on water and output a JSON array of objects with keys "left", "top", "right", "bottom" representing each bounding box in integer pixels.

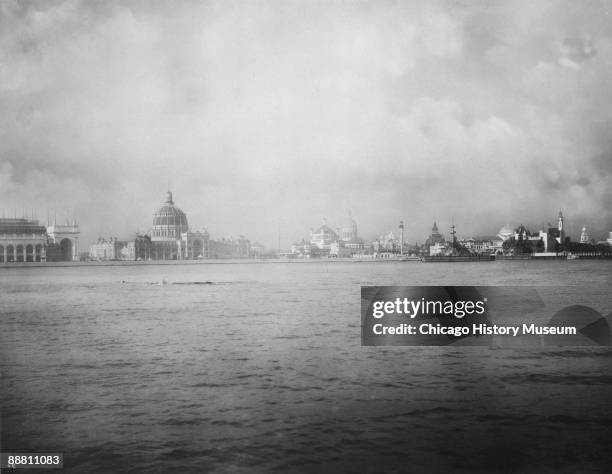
[{"left": 1, "top": 261, "right": 612, "bottom": 472}]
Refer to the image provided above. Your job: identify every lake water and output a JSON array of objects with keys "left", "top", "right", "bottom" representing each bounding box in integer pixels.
[{"left": 1, "top": 260, "right": 612, "bottom": 473}]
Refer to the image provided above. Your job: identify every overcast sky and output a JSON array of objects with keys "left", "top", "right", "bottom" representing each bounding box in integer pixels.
[{"left": 1, "top": 0, "right": 611, "bottom": 248}]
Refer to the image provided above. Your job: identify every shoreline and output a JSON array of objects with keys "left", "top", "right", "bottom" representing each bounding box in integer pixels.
[
  {"left": 1, "top": 257, "right": 611, "bottom": 269},
  {"left": 0, "top": 258, "right": 411, "bottom": 268}
]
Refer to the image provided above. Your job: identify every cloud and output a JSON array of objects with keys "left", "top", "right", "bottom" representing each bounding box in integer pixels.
[{"left": 1, "top": 0, "right": 611, "bottom": 247}]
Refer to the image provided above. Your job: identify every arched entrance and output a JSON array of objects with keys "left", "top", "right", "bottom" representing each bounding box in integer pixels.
[
  {"left": 35, "top": 244, "right": 43, "bottom": 262},
  {"left": 26, "top": 244, "right": 34, "bottom": 262},
  {"left": 60, "top": 238, "right": 73, "bottom": 261},
  {"left": 0, "top": 245, "right": 4, "bottom": 263},
  {"left": 6, "top": 245, "right": 14, "bottom": 262}
]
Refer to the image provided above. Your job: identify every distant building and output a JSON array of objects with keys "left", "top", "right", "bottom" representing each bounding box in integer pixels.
[
  {"left": 183, "top": 230, "right": 210, "bottom": 259},
  {"left": 89, "top": 237, "right": 124, "bottom": 260},
  {"left": 425, "top": 222, "right": 445, "bottom": 247},
  {"left": 423, "top": 221, "right": 446, "bottom": 256},
  {"left": 151, "top": 191, "right": 189, "bottom": 260},
  {"left": 558, "top": 210, "right": 565, "bottom": 243},
  {"left": 293, "top": 213, "right": 366, "bottom": 258},
  {"left": 374, "top": 231, "right": 401, "bottom": 253},
  {"left": 89, "top": 234, "right": 152, "bottom": 261},
  {"left": 310, "top": 220, "right": 339, "bottom": 250},
  {"left": 500, "top": 212, "right": 567, "bottom": 255},
  {"left": 0, "top": 218, "right": 48, "bottom": 262},
  {"left": 129, "top": 234, "right": 152, "bottom": 260},
  {"left": 503, "top": 225, "right": 546, "bottom": 254},
  {"left": 597, "top": 232, "right": 612, "bottom": 247},
  {"left": 250, "top": 242, "right": 265, "bottom": 258},
  {"left": 0, "top": 217, "right": 79, "bottom": 263},
  {"left": 46, "top": 222, "right": 80, "bottom": 261},
  {"left": 291, "top": 239, "right": 311, "bottom": 258},
  {"left": 328, "top": 211, "right": 365, "bottom": 257},
  {"left": 461, "top": 237, "right": 496, "bottom": 255},
  {"left": 339, "top": 211, "right": 358, "bottom": 242},
  {"left": 497, "top": 225, "right": 514, "bottom": 242},
  {"left": 147, "top": 190, "right": 259, "bottom": 259},
  {"left": 429, "top": 241, "right": 448, "bottom": 256},
  {"left": 120, "top": 242, "right": 133, "bottom": 261},
  {"left": 149, "top": 191, "right": 210, "bottom": 260},
  {"left": 580, "top": 225, "right": 590, "bottom": 243},
  {"left": 209, "top": 236, "right": 250, "bottom": 259},
  {"left": 546, "top": 210, "right": 565, "bottom": 252}
]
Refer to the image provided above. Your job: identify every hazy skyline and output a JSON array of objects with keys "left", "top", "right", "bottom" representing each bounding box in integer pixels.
[{"left": 2, "top": 0, "right": 611, "bottom": 248}]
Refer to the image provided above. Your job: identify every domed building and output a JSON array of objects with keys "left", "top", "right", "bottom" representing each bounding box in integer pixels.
[
  {"left": 150, "top": 191, "right": 209, "bottom": 260},
  {"left": 151, "top": 191, "right": 189, "bottom": 242}
]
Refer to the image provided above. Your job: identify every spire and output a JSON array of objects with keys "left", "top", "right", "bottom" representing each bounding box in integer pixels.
[
  {"left": 165, "top": 191, "right": 174, "bottom": 205},
  {"left": 432, "top": 221, "right": 438, "bottom": 232}
]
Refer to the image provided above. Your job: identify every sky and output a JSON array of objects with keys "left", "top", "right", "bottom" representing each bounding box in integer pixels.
[{"left": 1, "top": 0, "right": 611, "bottom": 249}]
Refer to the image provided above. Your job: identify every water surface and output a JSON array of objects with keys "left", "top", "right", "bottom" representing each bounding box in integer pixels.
[{"left": 2, "top": 261, "right": 611, "bottom": 472}]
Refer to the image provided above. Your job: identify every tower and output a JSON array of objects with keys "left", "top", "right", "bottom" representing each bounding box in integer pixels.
[
  {"left": 399, "top": 221, "right": 404, "bottom": 255},
  {"left": 558, "top": 210, "right": 564, "bottom": 244}
]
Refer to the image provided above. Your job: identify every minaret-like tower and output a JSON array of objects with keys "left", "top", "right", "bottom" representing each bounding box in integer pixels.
[{"left": 558, "top": 210, "right": 564, "bottom": 244}]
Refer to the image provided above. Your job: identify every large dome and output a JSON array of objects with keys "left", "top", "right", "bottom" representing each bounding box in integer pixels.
[
  {"left": 151, "top": 191, "right": 188, "bottom": 241},
  {"left": 152, "top": 205, "right": 188, "bottom": 227}
]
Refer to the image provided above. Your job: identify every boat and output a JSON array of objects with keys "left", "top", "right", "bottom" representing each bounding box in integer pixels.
[
  {"left": 422, "top": 254, "right": 494, "bottom": 262},
  {"left": 421, "top": 224, "right": 494, "bottom": 262},
  {"left": 566, "top": 253, "right": 579, "bottom": 260}
]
